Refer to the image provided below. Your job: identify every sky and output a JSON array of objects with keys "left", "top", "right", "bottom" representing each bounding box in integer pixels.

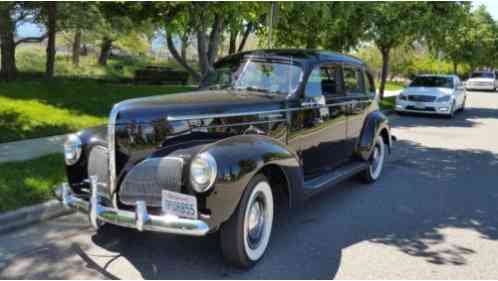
[{"left": 16, "top": 1, "right": 498, "bottom": 43}]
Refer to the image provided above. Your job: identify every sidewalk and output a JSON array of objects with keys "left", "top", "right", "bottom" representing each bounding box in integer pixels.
[
  {"left": 383, "top": 90, "right": 401, "bottom": 97},
  {"left": 0, "top": 135, "right": 66, "bottom": 164}
]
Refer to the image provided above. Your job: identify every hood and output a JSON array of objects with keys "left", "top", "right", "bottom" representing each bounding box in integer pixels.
[
  {"left": 113, "top": 89, "right": 288, "bottom": 124},
  {"left": 402, "top": 87, "right": 453, "bottom": 97}
]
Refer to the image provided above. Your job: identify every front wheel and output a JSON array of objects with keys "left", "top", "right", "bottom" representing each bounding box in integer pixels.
[
  {"left": 220, "top": 174, "right": 274, "bottom": 268},
  {"left": 361, "top": 135, "right": 386, "bottom": 183}
]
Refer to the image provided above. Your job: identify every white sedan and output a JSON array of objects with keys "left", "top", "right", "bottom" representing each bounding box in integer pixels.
[
  {"left": 465, "top": 71, "right": 497, "bottom": 91},
  {"left": 395, "top": 75, "right": 466, "bottom": 118}
]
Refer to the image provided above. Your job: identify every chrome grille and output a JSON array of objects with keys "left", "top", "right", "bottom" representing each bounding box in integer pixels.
[
  {"left": 87, "top": 145, "right": 110, "bottom": 197},
  {"left": 119, "top": 157, "right": 184, "bottom": 207},
  {"left": 408, "top": 95, "right": 436, "bottom": 102}
]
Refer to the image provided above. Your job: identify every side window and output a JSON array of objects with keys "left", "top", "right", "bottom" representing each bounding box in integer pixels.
[
  {"left": 305, "top": 64, "right": 342, "bottom": 98},
  {"left": 343, "top": 66, "right": 365, "bottom": 95},
  {"left": 304, "top": 68, "right": 322, "bottom": 98}
]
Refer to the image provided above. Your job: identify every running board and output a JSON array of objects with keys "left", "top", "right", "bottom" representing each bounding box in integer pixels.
[{"left": 304, "top": 161, "right": 369, "bottom": 192}]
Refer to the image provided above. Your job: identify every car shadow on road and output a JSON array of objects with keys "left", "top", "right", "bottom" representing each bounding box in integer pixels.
[
  {"left": 392, "top": 106, "right": 498, "bottom": 129},
  {"left": 83, "top": 139, "right": 498, "bottom": 279}
]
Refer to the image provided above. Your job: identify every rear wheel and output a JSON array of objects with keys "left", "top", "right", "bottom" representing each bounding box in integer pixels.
[
  {"left": 220, "top": 174, "right": 274, "bottom": 268},
  {"left": 361, "top": 135, "right": 386, "bottom": 183}
]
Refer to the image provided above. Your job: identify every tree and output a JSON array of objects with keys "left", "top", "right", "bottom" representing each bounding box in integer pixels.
[
  {"left": 0, "top": 2, "right": 46, "bottom": 80},
  {"left": 271, "top": 2, "right": 370, "bottom": 52},
  {"left": 365, "top": 2, "right": 428, "bottom": 98},
  {"left": 56, "top": 3, "right": 103, "bottom": 66},
  {"left": 45, "top": 2, "right": 56, "bottom": 78},
  {"left": 422, "top": 2, "right": 473, "bottom": 74},
  {"left": 95, "top": 3, "right": 144, "bottom": 66}
]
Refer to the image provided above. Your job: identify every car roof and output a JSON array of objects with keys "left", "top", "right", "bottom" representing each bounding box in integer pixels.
[
  {"left": 216, "top": 49, "right": 365, "bottom": 66},
  {"left": 415, "top": 74, "right": 456, "bottom": 79}
]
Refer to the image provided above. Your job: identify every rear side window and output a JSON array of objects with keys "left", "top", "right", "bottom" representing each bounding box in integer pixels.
[
  {"left": 304, "top": 64, "right": 342, "bottom": 98},
  {"left": 343, "top": 67, "right": 365, "bottom": 95}
]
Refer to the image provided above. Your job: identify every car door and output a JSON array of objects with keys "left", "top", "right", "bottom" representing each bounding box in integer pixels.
[
  {"left": 287, "top": 63, "right": 348, "bottom": 178},
  {"left": 342, "top": 65, "right": 374, "bottom": 156}
]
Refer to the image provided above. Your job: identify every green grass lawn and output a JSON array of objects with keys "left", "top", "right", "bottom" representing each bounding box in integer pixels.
[
  {"left": 0, "top": 154, "right": 65, "bottom": 213},
  {"left": 0, "top": 79, "right": 195, "bottom": 143},
  {"left": 383, "top": 81, "right": 405, "bottom": 91},
  {"left": 16, "top": 44, "right": 187, "bottom": 81},
  {"left": 379, "top": 96, "right": 396, "bottom": 111}
]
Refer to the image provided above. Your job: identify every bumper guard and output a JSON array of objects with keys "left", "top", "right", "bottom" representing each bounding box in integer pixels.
[{"left": 58, "top": 176, "right": 209, "bottom": 236}]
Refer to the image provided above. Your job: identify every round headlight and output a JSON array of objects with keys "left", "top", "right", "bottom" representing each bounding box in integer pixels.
[
  {"left": 190, "top": 152, "right": 217, "bottom": 193},
  {"left": 64, "top": 134, "right": 82, "bottom": 165}
]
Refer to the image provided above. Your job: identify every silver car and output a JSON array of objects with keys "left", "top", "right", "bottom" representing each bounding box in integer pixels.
[{"left": 395, "top": 75, "right": 466, "bottom": 118}]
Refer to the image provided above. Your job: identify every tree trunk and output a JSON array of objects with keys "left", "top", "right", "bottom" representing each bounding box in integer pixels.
[
  {"left": 72, "top": 29, "right": 81, "bottom": 66},
  {"left": 237, "top": 22, "right": 253, "bottom": 53},
  {"left": 81, "top": 44, "right": 88, "bottom": 56},
  {"left": 166, "top": 32, "right": 201, "bottom": 82},
  {"left": 196, "top": 26, "right": 209, "bottom": 79},
  {"left": 98, "top": 37, "right": 112, "bottom": 66},
  {"left": 180, "top": 34, "right": 188, "bottom": 61},
  {"left": 453, "top": 62, "right": 458, "bottom": 74},
  {"left": 379, "top": 47, "right": 391, "bottom": 100},
  {"left": 0, "top": 6, "right": 16, "bottom": 80},
  {"left": 228, "top": 29, "right": 237, "bottom": 55},
  {"left": 207, "top": 14, "right": 224, "bottom": 67},
  {"left": 45, "top": 2, "right": 57, "bottom": 78}
]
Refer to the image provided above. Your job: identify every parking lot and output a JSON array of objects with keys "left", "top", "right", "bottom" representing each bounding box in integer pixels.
[{"left": 0, "top": 91, "right": 497, "bottom": 279}]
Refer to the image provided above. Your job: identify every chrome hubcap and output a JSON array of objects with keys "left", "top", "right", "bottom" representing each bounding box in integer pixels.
[
  {"left": 372, "top": 146, "right": 380, "bottom": 171},
  {"left": 246, "top": 195, "right": 266, "bottom": 249}
]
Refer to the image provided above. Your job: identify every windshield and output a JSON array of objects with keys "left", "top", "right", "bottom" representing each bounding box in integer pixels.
[
  {"left": 204, "top": 59, "right": 303, "bottom": 96},
  {"left": 471, "top": 72, "right": 494, "bottom": 79},
  {"left": 409, "top": 76, "right": 453, "bottom": 88}
]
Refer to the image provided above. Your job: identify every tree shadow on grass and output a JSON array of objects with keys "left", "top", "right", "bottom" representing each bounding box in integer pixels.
[
  {"left": 0, "top": 76, "right": 193, "bottom": 120},
  {"left": 58, "top": 139, "right": 498, "bottom": 279},
  {"left": 0, "top": 110, "right": 75, "bottom": 143}
]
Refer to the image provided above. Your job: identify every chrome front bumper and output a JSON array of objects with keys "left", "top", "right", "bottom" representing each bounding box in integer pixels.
[
  {"left": 57, "top": 176, "right": 209, "bottom": 236},
  {"left": 395, "top": 100, "right": 452, "bottom": 115}
]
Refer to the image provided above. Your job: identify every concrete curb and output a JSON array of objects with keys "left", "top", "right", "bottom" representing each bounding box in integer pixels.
[{"left": 0, "top": 199, "right": 74, "bottom": 235}]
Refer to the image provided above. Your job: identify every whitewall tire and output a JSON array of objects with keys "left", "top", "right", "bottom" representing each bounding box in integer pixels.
[
  {"left": 361, "top": 135, "right": 386, "bottom": 183},
  {"left": 220, "top": 174, "right": 274, "bottom": 268}
]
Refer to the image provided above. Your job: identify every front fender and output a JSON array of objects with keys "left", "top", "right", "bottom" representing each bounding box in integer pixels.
[
  {"left": 199, "top": 134, "right": 302, "bottom": 229},
  {"left": 357, "top": 110, "right": 392, "bottom": 160}
]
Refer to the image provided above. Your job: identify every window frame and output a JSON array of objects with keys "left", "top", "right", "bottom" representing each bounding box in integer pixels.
[
  {"left": 341, "top": 64, "right": 367, "bottom": 97},
  {"left": 303, "top": 62, "right": 345, "bottom": 100}
]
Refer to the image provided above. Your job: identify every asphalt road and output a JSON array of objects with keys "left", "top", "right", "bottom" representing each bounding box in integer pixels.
[{"left": 1, "top": 91, "right": 497, "bottom": 279}]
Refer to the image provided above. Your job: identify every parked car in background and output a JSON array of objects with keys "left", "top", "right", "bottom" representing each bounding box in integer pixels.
[
  {"left": 56, "top": 49, "right": 393, "bottom": 268},
  {"left": 465, "top": 71, "right": 497, "bottom": 91},
  {"left": 395, "top": 75, "right": 466, "bottom": 118}
]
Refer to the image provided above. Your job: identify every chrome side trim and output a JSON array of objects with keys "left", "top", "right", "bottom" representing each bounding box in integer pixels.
[{"left": 166, "top": 100, "right": 371, "bottom": 122}]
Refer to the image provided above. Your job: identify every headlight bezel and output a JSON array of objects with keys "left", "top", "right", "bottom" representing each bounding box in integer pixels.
[
  {"left": 190, "top": 152, "right": 217, "bottom": 193},
  {"left": 64, "top": 134, "right": 82, "bottom": 165},
  {"left": 398, "top": 93, "right": 408, "bottom": 101}
]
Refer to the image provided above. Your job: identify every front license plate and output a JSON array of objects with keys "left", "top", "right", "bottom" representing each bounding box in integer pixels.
[
  {"left": 162, "top": 190, "right": 198, "bottom": 219},
  {"left": 414, "top": 102, "right": 425, "bottom": 109}
]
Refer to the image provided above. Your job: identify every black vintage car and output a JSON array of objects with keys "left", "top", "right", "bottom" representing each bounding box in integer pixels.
[{"left": 57, "top": 49, "right": 393, "bottom": 268}]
